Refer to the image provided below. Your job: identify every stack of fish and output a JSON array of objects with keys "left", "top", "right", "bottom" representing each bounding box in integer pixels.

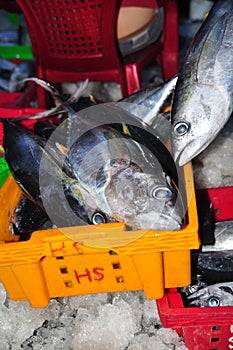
[{"left": 1, "top": 76, "right": 185, "bottom": 242}]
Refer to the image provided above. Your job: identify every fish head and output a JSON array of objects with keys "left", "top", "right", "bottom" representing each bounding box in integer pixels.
[
  {"left": 171, "top": 84, "right": 230, "bottom": 166},
  {"left": 187, "top": 283, "right": 233, "bottom": 307},
  {"left": 104, "top": 162, "right": 184, "bottom": 231}
]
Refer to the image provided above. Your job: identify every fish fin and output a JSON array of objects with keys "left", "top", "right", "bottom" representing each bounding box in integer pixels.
[
  {"left": 89, "top": 94, "right": 97, "bottom": 104},
  {"left": 162, "top": 105, "right": 171, "bottom": 113},
  {"left": 122, "top": 123, "right": 131, "bottom": 136},
  {"left": 55, "top": 142, "right": 67, "bottom": 156}
]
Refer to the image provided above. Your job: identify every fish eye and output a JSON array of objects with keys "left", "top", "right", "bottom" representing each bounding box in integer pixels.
[
  {"left": 207, "top": 297, "right": 221, "bottom": 307},
  {"left": 110, "top": 159, "right": 118, "bottom": 167},
  {"left": 91, "top": 212, "right": 106, "bottom": 224},
  {"left": 174, "top": 121, "right": 190, "bottom": 136},
  {"left": 110, "top": 158, "right": 129, "bottom": 168},
  {"left": 149, "top": 186, "right": 173, "bottom": 199}
]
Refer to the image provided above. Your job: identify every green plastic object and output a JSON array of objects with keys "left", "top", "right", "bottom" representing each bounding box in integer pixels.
[
  {"left": 0, "top": 157, "right": 10, "bottom": 187},
  {"left": 7, "top": 13, "right": 20, "bottom": 26},
  {"left": 0, "top": 45, "right": 33, "bottom": 60}
]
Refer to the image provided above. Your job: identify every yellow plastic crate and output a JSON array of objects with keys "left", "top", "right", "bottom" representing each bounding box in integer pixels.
[{"left": 0, "top": 163, "right": 199, "bottom": 307}]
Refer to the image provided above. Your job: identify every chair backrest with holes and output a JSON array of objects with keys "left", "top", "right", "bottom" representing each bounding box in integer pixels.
[{"left": 16, "top": 0, "right": 123, "bottom": 75}]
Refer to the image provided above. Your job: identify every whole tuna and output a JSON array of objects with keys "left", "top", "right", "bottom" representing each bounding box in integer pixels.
[
  {"left": 171, "top": 0, "right": 233, "bottom": 166},
  {"left": 2, "top": 121, "right": 114, "bottom": 227}
]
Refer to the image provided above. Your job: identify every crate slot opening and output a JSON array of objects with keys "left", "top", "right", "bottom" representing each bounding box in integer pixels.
[
  {"left": 64, "top": 280, "right": 73, "bottom": 288},
  {"left": 212, "top": 326, "right": 221, "bottom": 331},
  {"left": 112, "top": 262, "right": 121, "bottom": 270},
  {"left": 60, "top": 267, "right": 68, "bottom": 274},
  {"left": 115, "top": 276, "right": 124, "bottom": 283},
  {"left": 210, "top": 338, "right": 219, "bottom": 342},
  {"left": 109, "top": 250, "right": 117, "bottom": 255}
]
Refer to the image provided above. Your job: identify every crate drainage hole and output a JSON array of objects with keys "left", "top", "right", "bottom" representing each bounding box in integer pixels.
[
  {"left": 116, "top": 276, "right": 124, "bottom": 283},
  {"left": 64, "top": 281, "right": 73, "bottom": 287},
  {"left": 212, "top": 326, "right": 221, "bottom": 331},
  {"left": 60, "top": 267, "right": 68, "bottom": 274},
  {"left": 112, "top": 262, "right": 121, "bottom": 269},
  {"left": 211, "top": 338, "right": 219, "bottom": 342}
]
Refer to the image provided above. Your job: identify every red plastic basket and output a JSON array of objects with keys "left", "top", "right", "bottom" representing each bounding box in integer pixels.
[
  {"left": 157, "top": 186, "right": 233, "bottom": 350},
  {"left": 0, "top": 90, "right": 55, "bottom": 145},
  {"left": 157, "top": 288, "right": 233, "bottom": 350}
]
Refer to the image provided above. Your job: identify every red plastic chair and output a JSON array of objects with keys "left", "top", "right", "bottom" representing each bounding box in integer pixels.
[{"left": 15, "top": 0, "right": 178, "bottom": 107}]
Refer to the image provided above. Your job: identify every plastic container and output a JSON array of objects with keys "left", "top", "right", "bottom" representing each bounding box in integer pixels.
[
  {"left": 0, "top": 162, "right": 199, "bottom": 308},
  {"left": 0, "top": 104, "right": 199, "bottom": 307},
  {"left": 0, "top": 83, "right": 36, "bottom": 108},
  {"left": 157, "top": 186, "right": 233, "bottom": 350},
  {"left": 0, "top": 45, "right": 33, "bottom": 60},
  {"left": 0, "top": 105, "right": 44, "bottom": 145},
  {"left": 157, "top": 288, "right": 233, "bottom": 350}
]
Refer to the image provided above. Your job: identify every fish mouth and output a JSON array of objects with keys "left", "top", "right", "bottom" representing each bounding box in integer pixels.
[
  {"left": 154, "top": 212, "right": 183, "bottom": 231},
  {"left": 175, "top": 138, "right": 209, "bottom": 167},
  {"left": 135, "top": 211, "right": 183, "bottom": 231},
  {"left": 175, "top": 146, "right": 193, "bottom": 167}
]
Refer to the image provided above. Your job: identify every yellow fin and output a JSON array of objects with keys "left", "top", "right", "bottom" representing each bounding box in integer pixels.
[
  {"left": 55, "top": 142, "right": 67, "bottom": 155},
  {"left": 122, "top": 123, "right": 131, "bottom": 136},
  {"left": 89, "top": 94, "right": 97, "bottom": 104},
  {"left": 162, "top": 105, "right": 171, "bottom": 113}
]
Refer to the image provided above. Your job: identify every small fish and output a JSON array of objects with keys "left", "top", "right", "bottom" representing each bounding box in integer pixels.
[
  {"left": 171, "top": 0, "right": 233, "bottom": 166},
  {"left": 187, "top": 282, "right": 233, "bottom": 307}
]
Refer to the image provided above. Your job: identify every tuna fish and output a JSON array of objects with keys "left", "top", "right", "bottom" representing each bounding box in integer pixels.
[{"left": 171, "top": 0, "right": 233, "bottom": 166}]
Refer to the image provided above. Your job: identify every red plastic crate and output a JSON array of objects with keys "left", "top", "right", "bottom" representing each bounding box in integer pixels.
[
  {"left": 196, "top": 187, "right": 233, "bottom": 222},
  {"left": 0, "top": 84, "right": 36, "bottom": 108},
  {"left": 157, "top": 186, "right": 233, "bottom": 350},
  {"left": 157, "top": 288, "right": 233, "bottom": 350},
  {"left": 0, "top": 106, "right": 45, "bottom": 145}
]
